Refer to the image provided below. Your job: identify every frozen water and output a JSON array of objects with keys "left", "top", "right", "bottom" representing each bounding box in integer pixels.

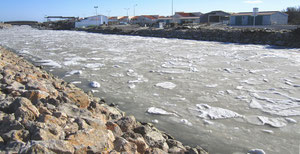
[
  {"left": 147, "top": 107, "right": 175, "bottom": 115},
  {"left": 155, "top": 82, "right": 176, "bottom": 89},
  {"left": 1, "top": 26, "right": 300, "bottom": 154},
  {"left": 196, "top": 104, "right": 242, "bottom": 120}
]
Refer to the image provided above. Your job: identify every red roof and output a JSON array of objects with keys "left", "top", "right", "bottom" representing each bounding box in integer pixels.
[
  {"left": 131, "top": 16, "right": 139, "bottom": 20},
  {"left": 119, "top": 16, "right": 128, "bottom": 20},
  {"left": 109, "top": 17, "right": 117, "bottom": 20},
  {"left": 176, "top": 12, "right": 196, "bottom": 17},
  {"left": 142, "top": 15, "right": 158, "bottom": 20}
]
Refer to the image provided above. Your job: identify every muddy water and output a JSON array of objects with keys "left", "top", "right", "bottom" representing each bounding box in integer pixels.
[{"left": 1, "top": 26, "right": 300, "bottom": 154}]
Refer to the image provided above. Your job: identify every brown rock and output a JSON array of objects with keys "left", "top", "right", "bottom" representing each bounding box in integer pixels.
[
  {"left": 65, "top": 89, "right": 90, "bottom": 108},
  {"left": 9, "top": 97, "right": 40, "bottom": 121},
  {"left": 66, "top": 127, "right": 115, "bottom": 153},
  {"left": 20, "top": 140, "right": 74, "bottom": 154},
  {"left": 113, "top": 137, "right": 138, "bottom": 153},
  {"left": 106, "top": 121, "right": 123, "bottom": 137},
  {"left": 128, "top": 137, "right": 149, "bottom": 154},
  {"left": 116, "top": 116, "right": 137, "bottom": 132},
  {"left": 24, "top": 90, "right": 49, "bottom": 103},
  {"left": 2, "top": 129, "right": 30, "bottom": 143}
]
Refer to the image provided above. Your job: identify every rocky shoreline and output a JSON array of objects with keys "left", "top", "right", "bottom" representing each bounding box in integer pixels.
[
  {"left": 0, "top": 46, "right": 208, "bottom": 153},
  {"left": 75, "top": 25, "right": 300, "bottom": 48}
]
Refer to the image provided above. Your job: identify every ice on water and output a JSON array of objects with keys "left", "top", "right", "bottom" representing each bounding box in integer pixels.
[{"left": 1, "top": 26, "right": 300, "bottom": 154}]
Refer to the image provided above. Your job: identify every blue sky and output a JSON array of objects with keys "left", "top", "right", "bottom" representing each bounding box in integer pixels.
[{"left": 0, "top": 0, "right": 299, "bottom": 22}]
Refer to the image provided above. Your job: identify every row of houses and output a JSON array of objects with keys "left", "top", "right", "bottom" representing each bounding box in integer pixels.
[{"left": 75, "top": 10, "right": 288, "bottom": 28}]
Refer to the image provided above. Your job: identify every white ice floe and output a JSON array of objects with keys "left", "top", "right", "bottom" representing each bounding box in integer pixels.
[
  {"left": 36, "top": 60, "right": 62, "bottom": 68},
  {"left": 180, "top": 119, "right": 192, "bottom": 126},
  {"left": 71, "top": 81, "right": 81, "bottom": 84},
  {"left": 285, "top": 118, "right": 297, "bottom": 123},
  {"left": 155, "top": 82, "right": 176, "bottom": 90},
  {"left": 19, "top": 50, "right": 30, "bottom": 54},
  {"left": 126, "top": 69, "right": 138, "bottom": 77},
  {"left": 196, "top": 104, "right": 242, "bottom": 120},
  {"left": 85, "top": 63, "right": 105, "bottom": 68},
  {"left": 90, "top": 81, "right": 101, "bottom": 88},
  {"left": 147, "top": 107, "right": 174, "bottom": 115},
  {"left": 261, "top": 129, "right": 274, "bottom": 134},
  {"left": 249, "top": 99, "right": 262, "bottom": 109},
  {"left": 128, "top": 84, "right": 136, "bottom": 89},
  {"left": 68, "top": 70, "right": 82, "bottom": 75},
  {"left": 248, "top": 149, "right": 266, "bottom": 154},
  {"left": 110, "top": 73, "right": 124, "bottom": 77},
  {"left": 206, "top": 84, "right": 218, "bottom": 88},
  {"left": 203, "top": 119, "right": 214, "bottom": 125},
  {"left": 91, "top": 90, "right": 99, "bottom": 93},
  {"left": 257, "top": 116, "right": 287, "bottom": 128},
  {"left": 152, "top": 119, "right": 159, "bottom": 124}
]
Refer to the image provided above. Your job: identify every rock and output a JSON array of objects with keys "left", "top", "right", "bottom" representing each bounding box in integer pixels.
[
  {"left": 188, "top": 148, "right": 199, "bottom": 154},
  {"left": 2, "top": 129, "right": 30, "bottom": 143},
  {"left": 4, "top": 81, "right": 25, "bottom": 93},
  {"left": 128, "top": 137, "right": 149, "bottom": 154},
  {"left": 20, "top": 140, "right": 75, "bottom": 154},
  {"left": 66, "top": 125, "right": 115, "bottom": 153},
  {"left": 113, "top": 137, "right": 138, "bottom": 153},
  {"left": 116, "top": 116, "right": 137, "bottom": 132},
  {"left": 106, "top": 121, "right": 123, "bottom": 137},
  {"left": 24, "top": 90, "right": 50, "bottom": 103},
  {"left": 65, "top": 89, "right": 90, "bottom": 108},
  {"left": 9, "top": 97, "right": 40, "bottom": 121},
  {"left": 3, "top": 141, "right": 26, "bottom": 153},
  {"left": 167, "top": 139, "right": 186, "bottom": 152},
  {"left": 30, "top": 123, "right": 65, "bottom": 141}
]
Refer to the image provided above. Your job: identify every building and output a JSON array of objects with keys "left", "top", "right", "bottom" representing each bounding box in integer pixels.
[
  {"left": 75, "top": 15, "right": 108, "bottom": 28},
  {"left": 200, "top": 11, "right": 231, "bottom": 24},
  {"left": 108, "top": 16, "right": 119, "bottom": 25},
  {"left": 230, "top": 11, "right": 288, "bottom": 25},
  {"left": 130, "top": 15, "right": 159, "bottom": 26},
  {"left": 173, "top": 12, "right": 202, "bottom": 24}
]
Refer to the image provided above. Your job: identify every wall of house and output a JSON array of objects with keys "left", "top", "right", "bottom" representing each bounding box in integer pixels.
[
  {"left": 270, "top": 13, "right": 288, "bottom": 25},
  {"left": 75, "top": 16, "right": 108, "bottom": 28}
]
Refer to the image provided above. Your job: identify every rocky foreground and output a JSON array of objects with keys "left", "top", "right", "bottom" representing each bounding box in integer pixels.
[{"left": 0, "top": 46, "right": 208, "bottom": 153}]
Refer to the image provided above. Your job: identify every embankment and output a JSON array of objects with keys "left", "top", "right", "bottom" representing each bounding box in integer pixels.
[
  {"left": 76, "top": 26, "right": 300, "bottom": 48},
  {"left": 0, "top": 46, "right": 208, "bottom": 153}
]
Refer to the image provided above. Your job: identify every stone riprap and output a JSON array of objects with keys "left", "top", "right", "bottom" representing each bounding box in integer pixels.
[
  {"left": 76, "top": 26, "right": 300, "bottom": 48},
  {"left": 0, "top": 46, "right": 208, "bottom": 153}
]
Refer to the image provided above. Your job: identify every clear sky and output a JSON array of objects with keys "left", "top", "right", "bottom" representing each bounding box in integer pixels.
[{"left": 0, "top": 0, "right": 299, "bottom": 22}]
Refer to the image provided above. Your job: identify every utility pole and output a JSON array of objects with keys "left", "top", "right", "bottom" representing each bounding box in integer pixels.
[
  {"left": 133, "top": 4, "right": 138, "bottom": 16},
  {"left": 107, "top": 10, "right": 111, "bottom": 17},
  {"left": 94, "top": 6, "right": 99, "bottom": 26},
  {"left": 124, "top": 8, "right": 130, "bottom": 23}
]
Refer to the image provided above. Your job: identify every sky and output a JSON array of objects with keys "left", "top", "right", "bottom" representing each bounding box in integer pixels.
[{"left": 0, "top": 0, "right": 299, "bottom": 22}]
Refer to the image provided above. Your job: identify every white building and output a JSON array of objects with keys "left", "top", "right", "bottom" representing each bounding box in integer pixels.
[
  {"left": 75, "top": 15, "right": 108, "bottom": 28},
  {"left": 230, "top": 11, "right": 288, "bottom": 25}
]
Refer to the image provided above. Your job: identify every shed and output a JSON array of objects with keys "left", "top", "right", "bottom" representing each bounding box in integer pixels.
[
  {"left": 75, "top": 15, "right": 108, "bottom": 28},
  {"left": 200, "top": 11, "right": 231, "bottom": 23},
  {"left": 230, "top": 11, "right": 288, "bottom": 26}
]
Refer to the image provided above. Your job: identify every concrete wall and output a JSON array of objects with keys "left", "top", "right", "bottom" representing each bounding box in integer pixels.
[{"left": 270, "top": 12, "right": 288, "bottom": 25}]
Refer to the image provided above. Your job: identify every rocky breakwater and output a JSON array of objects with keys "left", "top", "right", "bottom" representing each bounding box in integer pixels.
[
  {"left": 0, "top": 46, "right": 208, "bottom": 154},
  {"left": 0, "top": 23, "right": 12, "bottom": 29},
  {"left": 77, "top": 26, "right": 300, "bottom": 48}
]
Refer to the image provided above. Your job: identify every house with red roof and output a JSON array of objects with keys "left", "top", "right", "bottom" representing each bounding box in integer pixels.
[
  {"left": 173, "top": 12, "right": 202, "bottom": 24},
  {"left": 131, "top": 15, "right": 159, "bottom": 25}
]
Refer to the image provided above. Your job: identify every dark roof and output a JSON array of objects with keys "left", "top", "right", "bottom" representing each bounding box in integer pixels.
[{"left": 232, "top": 11, "right": 287, "bottom": 16}]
